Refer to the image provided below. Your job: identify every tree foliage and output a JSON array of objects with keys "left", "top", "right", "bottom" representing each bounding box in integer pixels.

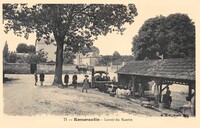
[
  {"left": 97, "top": 55, "right": 133, "bottom": 66},
  {"left": 132, "top": 13, "right": 195, "bottom": 60},
  {"left": 3, "top": 4, "right": 138, "bottom": 84},
  {"left": 63, "top": 51, "right": 75, "bottom": 64},
  {"left": 26, "top": 49, "right": 48, "bottom": 64},
  {"left": 76, "top": 45, "right": 100, "bottom": 56},
  {"left": 16, "top": 43, "right": 36, "bottom": 53},
  {"left": 112, "top": 51, "right": 121, "bottom": 65},
  {"left": 90, "top": 46, "right": 100, "bottom": 56},
  {"left": 3, "top": 41, "right": 9, "bottom": 62},
  {"left": 7, "top": 52, "right": 17, "bottom": 63},
  {"left": 113, "top": 51, "right": 121, "bottom": 58},
  {"left": 16, "top": 43, "right": 28, "bottom": 53},
  {"left": 97, "top": 55, "right": 112, "bottom": 66},
  {"left": 27, "top": 45, "right": 36, "bottom": 53}
]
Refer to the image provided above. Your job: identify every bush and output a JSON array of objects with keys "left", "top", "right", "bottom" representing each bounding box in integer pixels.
[{"left": 7, "top": 52, "right": 17, "bottom": 63}]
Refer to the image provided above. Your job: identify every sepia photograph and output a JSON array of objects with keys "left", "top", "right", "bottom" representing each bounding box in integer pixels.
[{"left": 1, "top": 0, "right": 199, "bottom": 128}]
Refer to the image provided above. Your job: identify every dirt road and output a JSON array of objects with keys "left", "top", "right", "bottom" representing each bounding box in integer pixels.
[{"left": 3, "top": 74, "right": 183, "bottom": 116}]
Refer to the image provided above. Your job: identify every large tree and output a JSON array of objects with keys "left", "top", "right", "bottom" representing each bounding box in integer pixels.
[
  {"left": 27, "top": 45, "right": 36, "bottom": 53},
  {"left": 132, "top": 13, "right": 195, "bottom": 60},
  {"left": 112, "top": 51, "right": 121, "bottom": 65},
  {"left": 16, "top": 43, "right": 29, "bottom": 53},
  {"left": 3, "top": 4, "right": 138, "bottom": 85},
  {"left": 16, "top": 43, "right": 36, "bottom": 53}
]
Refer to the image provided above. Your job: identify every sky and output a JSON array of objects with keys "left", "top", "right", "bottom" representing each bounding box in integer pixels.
[{"left": 1, "top": 0, "right": 197, "bottom": 55}]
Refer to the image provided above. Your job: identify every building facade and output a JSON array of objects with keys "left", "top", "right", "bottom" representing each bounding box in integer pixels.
[
  {"left": 74, "top": 52, "right": 101, "bottom": 66},
  {"left": 36, "top": 38, "right": 101, "bottom": 65},
  {"left": 35, "top": 38, "right": 57, "bottom": 62}
]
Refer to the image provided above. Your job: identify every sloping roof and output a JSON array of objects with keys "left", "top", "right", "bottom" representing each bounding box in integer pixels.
[{"left": 116, "top": 58, "right": 195, "bottom": 81}]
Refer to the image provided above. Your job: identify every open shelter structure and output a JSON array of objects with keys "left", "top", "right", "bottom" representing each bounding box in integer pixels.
[{"left": 116, "top": 58, "right": 195, "bottom": 115}]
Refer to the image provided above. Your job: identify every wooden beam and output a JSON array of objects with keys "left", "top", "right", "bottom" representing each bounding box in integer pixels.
[{"left": 161, "top": 84, "right": 170, "bottom": 92}]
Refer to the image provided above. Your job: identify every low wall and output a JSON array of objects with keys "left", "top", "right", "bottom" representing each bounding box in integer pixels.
[
  {"left": 3, "top": 63, "right": 31, "bottom": 74},
  {"left": 3, "top": 63, "right": 123, "bottom": 74},
  {"left": 37, "top": 64, "right": 77, "bottom": 74}
]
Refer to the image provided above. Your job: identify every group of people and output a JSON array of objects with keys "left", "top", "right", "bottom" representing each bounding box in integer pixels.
[
  {"left": 34, "top": 70, "right": 90, "bottom": 93},
  {"left": 63, "top": 73, "right": 78, "bottom": 88},
  {"left": 63, "top": 73, "right": 89, "bottom": 93},
  {"left": 34, "top": 70, "right": 45, "bottom": 86},
  {"left": 96, "top": 72, "right": 111, "bottom": 81}
]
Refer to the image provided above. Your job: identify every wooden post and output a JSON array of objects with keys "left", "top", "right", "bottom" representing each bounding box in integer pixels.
[
  {"left": 117, "top": 74, "right": 120, "bottom": 85},
  {"left": 154, "top": 78, "right": 163, "bottom": 107},
  {"left": 159, "top": 83, "right": 162, "bottom": 103},
  {"left": 131, "top": 76, "right": 136, "bottom": 98},
  {"left": 188, "top": 84, "right": 192, "bottom": 99}
]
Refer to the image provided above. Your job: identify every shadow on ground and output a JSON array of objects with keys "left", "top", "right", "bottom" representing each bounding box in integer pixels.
[{"left": 3, "top": 77, "right": 19, "bottom": 83}]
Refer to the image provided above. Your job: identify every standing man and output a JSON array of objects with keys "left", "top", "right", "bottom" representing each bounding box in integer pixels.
[
  {"left": 72, "top": 73, "right": 78, "bottom": 88},
  {"left": 138, "top": 83, "right": 144, "bottom": 97},
  {"left": 40, "top": 70, "right": 45, "bottom": 86},
  {"left": 64, "top": 74, "right": 69, "bottom": 87},
  {"left": 82, "top": 75, "right": 89, "bottom": 93},
  {"left": 34, "top": 70, "right": 38, "bottom": 86}
]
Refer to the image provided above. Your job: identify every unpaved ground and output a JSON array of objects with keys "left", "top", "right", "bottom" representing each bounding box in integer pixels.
[{"left": 3, "top": 74, "right": 186, "bottom": 116}]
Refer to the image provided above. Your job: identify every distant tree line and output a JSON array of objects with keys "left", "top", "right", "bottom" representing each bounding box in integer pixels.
[
  {"left": 97, "top": 51, "right": 134, "bottom": 66},
  {"left": 3, "top": 42, "right": 47, "bottom": 63},
  {"left": 3, "top": 42, "right": 18, "bottom": 63},
  {"left": 3, "top": 42, "right": 76, "bottom": 64}
]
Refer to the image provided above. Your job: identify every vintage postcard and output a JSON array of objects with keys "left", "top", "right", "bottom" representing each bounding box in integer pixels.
[{"left": 1, "top": 0, "right": 199, "bottom": 128}]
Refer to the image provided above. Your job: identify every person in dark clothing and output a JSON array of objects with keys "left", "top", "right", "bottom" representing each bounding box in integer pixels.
[
  {"left": 39, "top": 71, "right": 45, "bottom": 86},
  {"left": 72, "top": 73, "right": 78, "bottom": 88},
  {"left": 138, "top": 83, "right": 144, "bottom": 97},
  {"left": 166, "top": 86, "right": 171, "bottom": 96},
  {"left": 162, "top": 86, "right": 172, "bottom": 108},
  {"left": 64, "top": 74, "right": 69, "bottom": 87},
  {"left": 166, "top": 86, "right": 172, "bottom": 104},
  {"left": 82, "top": 75, "right": 89, "bottom": 93},
  {"left": 34, "top": 70, "right": 38, "bottom": 86}
]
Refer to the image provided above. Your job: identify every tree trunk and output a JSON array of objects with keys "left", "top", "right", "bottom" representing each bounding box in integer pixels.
[{"left": 53, "top": 43, "right": 64, "bottom": 85}]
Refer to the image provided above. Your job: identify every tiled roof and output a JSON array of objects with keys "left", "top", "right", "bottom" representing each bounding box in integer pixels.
[{"left": 116, "top": 58, "right": 195, "bottom": 81}]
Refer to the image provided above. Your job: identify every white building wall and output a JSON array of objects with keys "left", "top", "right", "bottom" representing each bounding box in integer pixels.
[
  {"left": 36, "top": 40, "right": 57, "bottom": 62},
  {"left": 73, "top": 52, "right": 101, "bottom": 66},
  {"left": 36, "top": 39, "right": 101, "bottom": 65}
]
